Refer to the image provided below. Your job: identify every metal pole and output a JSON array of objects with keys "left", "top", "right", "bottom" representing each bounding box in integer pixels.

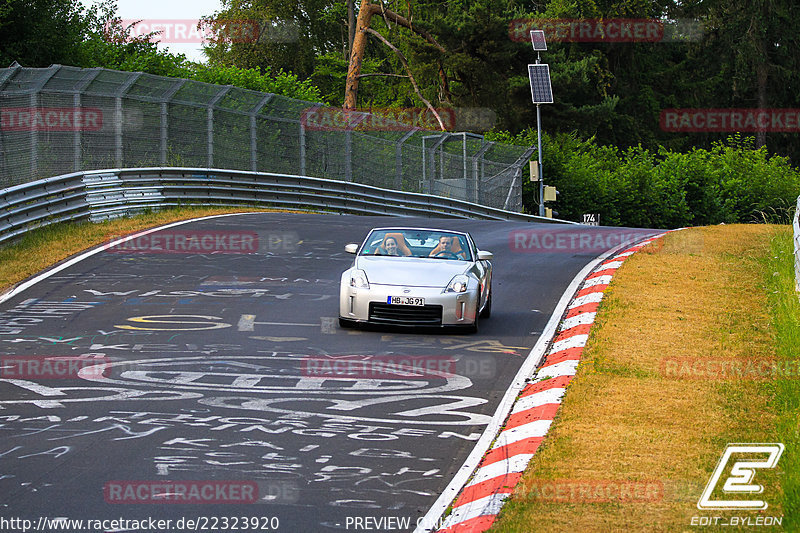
[
  {"left": 537, "top": 103, "right": 544, "bottom": 217},
  {"left": 462, "top": 133, "right": 468, "bottom": 201},
  {"left": 30, "top": 93, "right": 37, "bottom": 180},
  {"left": 250, "top": 94, "right": 274, "bottom": 172},
  {"left": 299, "top": 121, "right": 306, "bottom": 176},
  {"left": 395, "top": 129, "right": 416, "bottom": 191},
  {"left": 73, "top": 93, "right": 81, "bottom": 172},
  {"left": 345, "top": 128, "right": 352, "bottom": 181}
]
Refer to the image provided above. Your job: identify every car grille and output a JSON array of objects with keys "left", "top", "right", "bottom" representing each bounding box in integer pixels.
[{"left": 369, "top": 303, "right": 443, "bottom": 325}]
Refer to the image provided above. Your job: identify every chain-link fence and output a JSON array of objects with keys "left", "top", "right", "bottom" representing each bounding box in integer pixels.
[{"left": 0, "top": 65, "right": 534, "bottom": 211}]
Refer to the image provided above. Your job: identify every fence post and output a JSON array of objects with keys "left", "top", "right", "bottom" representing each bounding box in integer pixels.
[
  {"left": 250, "top": 94, "right": 274, "bottom": 172},
  {"left": 115, "top": 72, "right": 141, "bottom": 168},
  {"left": 345, "top": 128, "right": 352, "bottom": 182},
  {"left": 473, "top": 142, "right": 492, "bottom": 205},
  {"left": 395, "top": 129, "right": 417, "bottom": 191},
  {"left": 160, "top": 79, "right": 186, "bottom": 166},
  {"left": 207, "top": 86, "right": 232, "bottom": 168},
  {"left": 72, "top": 69, "right": 100, "bottom": 172},
  {"left": 299, "top": 120, "right": 307, "bottom": 176}
]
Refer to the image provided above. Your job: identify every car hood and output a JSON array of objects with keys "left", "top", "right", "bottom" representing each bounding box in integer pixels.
[{"left": 355, "top": 256, "right": 470, "bottom": 287}]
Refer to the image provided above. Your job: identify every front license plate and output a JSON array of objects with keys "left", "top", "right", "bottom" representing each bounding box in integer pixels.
[{"left": 388, "top": 296, "right": 425, "bottom": 306}]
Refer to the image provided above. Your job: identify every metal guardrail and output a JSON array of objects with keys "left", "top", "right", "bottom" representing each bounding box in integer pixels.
[
  {"left": 0, "top": 167, "right": 574, "bottom": 245},
  {"left": 794, "top": 195, "right": 800, "bottom": 296}
]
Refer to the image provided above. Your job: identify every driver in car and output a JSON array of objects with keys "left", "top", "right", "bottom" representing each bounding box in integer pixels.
[
  {"left": 431, "top": 235, "right": 466, "bottom": 259},
  {"left": 376, "top": 235, "right": 400, "bottom": 256}
]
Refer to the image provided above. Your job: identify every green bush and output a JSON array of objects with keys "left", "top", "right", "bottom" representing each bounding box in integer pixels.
[{"left": 487, "top": 130, "right": 800, "bottom": 228}]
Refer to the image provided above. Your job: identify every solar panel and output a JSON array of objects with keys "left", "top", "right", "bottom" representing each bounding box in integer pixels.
[
  {"left": 528, "top": 64, "right": 553, "bottom": 104},
  {"left": 530, "top": 30, "right": 547, "bottom": 51}
]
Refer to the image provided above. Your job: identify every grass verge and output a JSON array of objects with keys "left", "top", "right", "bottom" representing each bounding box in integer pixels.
[
  {"left": 490, "top": 224, "right": 797, "bottom": 531},
  {"left": 0, "top": 206, "right": 310, "bottom": 294}
]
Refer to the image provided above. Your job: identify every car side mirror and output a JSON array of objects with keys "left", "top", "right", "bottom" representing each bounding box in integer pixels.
[
  {"left": 344, "top": 243, "right": 359, "bottom": 254},
  {"left": 477, "top": 250, "right": 493, "bottom": 261}
]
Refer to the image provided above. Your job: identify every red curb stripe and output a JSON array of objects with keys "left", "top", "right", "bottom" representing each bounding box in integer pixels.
[
  {"left": 541, "top": 346, "right": 584, "bottom": 366},
  {"left": 565, "top": 302, "right": 599, "bottom": 317},
  {"left": 590, "top": 266, "right": 619, "bottom": 277},
  {"left": 554, "top": 323, "right": 592, "bottom": 342},
  {"left": 577, "top": 284, "right": 608, "bottom": 297},
  {"left": 438, "top": 514, "right": 497, "bottom": 533},
  {"left": 519, "top": 375, "right": 573, "bottom": 397},
  {"left": 480, "top": 437, "right": 545, "bottom": 468},
  {"left": 452, "top": 472, "right": 523, "bottom": 508},
  {"left": 522, "top": 376, "right": 573, "bottom": 394},
  {"left": 505, "top": 403, "right": 560, "bottom": 431}
]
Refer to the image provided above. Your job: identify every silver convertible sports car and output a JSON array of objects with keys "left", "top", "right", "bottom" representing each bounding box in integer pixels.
[{"left": 339, "top": 227, "right": 493, "bottom": 332}]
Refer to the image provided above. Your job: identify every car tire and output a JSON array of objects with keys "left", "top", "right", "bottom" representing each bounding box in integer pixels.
[{"left": 480, "top": 287, "right": 492, "bottom": 319}]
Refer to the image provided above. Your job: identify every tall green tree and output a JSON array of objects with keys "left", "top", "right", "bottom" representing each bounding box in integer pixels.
[
  {"left": 201, "top": 0, "right": 347, "bottom": 79},
  {"left": 0, "top": 0, "right": 88, "bottom": 67}
]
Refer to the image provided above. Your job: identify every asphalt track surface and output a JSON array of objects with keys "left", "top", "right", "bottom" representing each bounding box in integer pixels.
[{"left": 0, "top": 213, "right": 660, "bottom": 532}]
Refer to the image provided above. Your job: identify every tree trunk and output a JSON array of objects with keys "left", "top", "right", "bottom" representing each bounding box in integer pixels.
[
  {"left": 755, "top": 54, "right": 768, "bottom": 149},
  {"left": 344, "top": 0, "right": 375, "bottom": 109},
  {"left": 344, "top": 1, "right": 445, "bottom": 110}
]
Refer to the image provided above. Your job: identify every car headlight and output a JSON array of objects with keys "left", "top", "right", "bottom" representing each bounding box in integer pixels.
[
  {"left": 444, "top": 274, "right": 469, "bottom": 293},
  {"left": 350, "top": 269, "right": 370, "bottom": 289}
]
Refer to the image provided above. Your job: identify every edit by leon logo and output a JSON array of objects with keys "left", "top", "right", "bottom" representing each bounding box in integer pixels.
[{"left": 697, "top": 443, "right": 784, "bottom": 510}]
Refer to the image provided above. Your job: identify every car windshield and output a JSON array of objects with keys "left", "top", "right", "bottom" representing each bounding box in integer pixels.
[{"left": 360, "top": 230, "right": 472, "bottom": 260}]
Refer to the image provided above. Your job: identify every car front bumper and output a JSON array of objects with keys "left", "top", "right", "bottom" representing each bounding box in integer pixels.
[{"left": 339, "top": 282, "right": 478, "bottom": 326}]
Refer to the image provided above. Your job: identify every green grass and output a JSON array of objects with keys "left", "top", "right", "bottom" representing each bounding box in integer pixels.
[{"left": 762, "top": 229, "right": 800, "bottom": 528}]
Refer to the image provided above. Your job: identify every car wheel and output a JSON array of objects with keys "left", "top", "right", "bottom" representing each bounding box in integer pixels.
[{"left": 480, "top": 287, "right": 492, "bottom": 319}]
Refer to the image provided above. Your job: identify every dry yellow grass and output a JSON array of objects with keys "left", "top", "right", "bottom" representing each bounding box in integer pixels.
[
  {"left": 491, "top": 225, "right": 782, "bottom": 532},
  {"left": 0, "top": 206, "right": 311, "bottom": 293}
]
